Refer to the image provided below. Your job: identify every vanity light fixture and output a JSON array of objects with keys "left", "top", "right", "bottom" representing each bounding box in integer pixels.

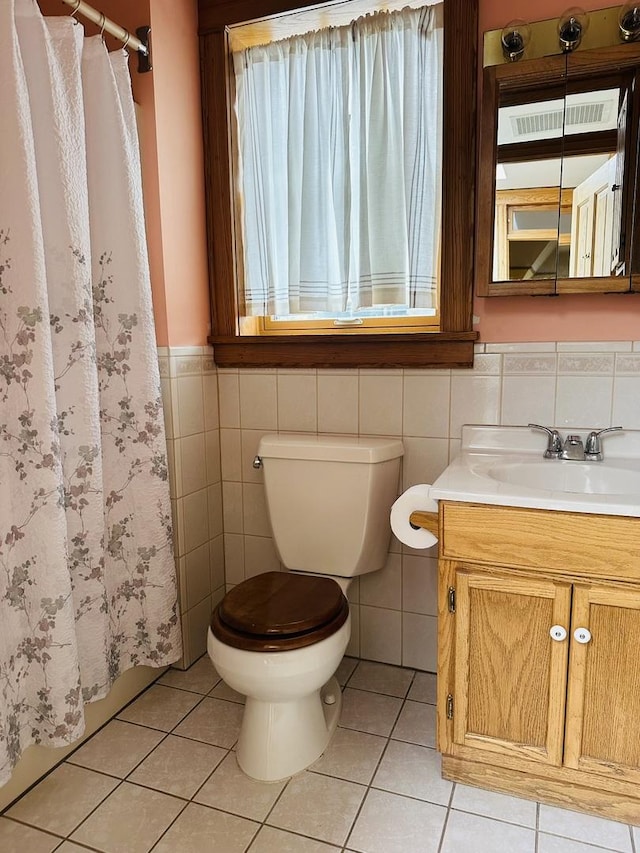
[
  {"left": 558, "top": 7, "right": 589, "bottom": 52},
  {"left": 619, "top": 3, "right": 640, "bottom": 41},
  {"left": 500, "top": 19, "right": 531, "bottom": 61}
]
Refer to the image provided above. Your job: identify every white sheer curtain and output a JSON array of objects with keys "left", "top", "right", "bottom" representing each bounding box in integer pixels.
[
  {"left": 234, "top": 3, "right": 443, "bottom": 317},
  {"left": 0, "top": 0, "right": 180, "bottom": 784}
]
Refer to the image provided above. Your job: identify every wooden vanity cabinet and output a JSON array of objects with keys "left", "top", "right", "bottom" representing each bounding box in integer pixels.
[{"left": 436, "top": 501, "right": 640, "bottom": 823}]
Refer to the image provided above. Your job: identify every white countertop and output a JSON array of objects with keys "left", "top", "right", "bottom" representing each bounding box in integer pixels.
[{"left": 429, "top": 425, "right": 640, "bottom": 517}]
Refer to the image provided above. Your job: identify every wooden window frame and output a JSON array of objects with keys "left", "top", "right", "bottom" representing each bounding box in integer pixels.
[{"left": 198, "top": 0, "right": 478, "bottom": 368}]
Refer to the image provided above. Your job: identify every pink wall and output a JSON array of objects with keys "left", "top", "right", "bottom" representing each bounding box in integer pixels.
[
  {"left": 39, "top": 1, "right": 640, "bottom": 347},
  {"left": 39, "top": 0, "right": 210, "bottom": 347},
  {"left": 476, "top": 0, "right": 640, "bottom": 342},
  {"left": 148, "top": 0, "right": 210, "bottom": 346}
]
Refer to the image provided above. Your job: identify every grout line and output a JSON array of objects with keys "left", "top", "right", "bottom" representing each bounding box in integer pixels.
[
  {"left": 7, "top": 657, "right": 636, "bottom": 853},
  {"left": 1, "top": 815, "right": 66, "bottom": 841},
  {"left": 539, "top": 829, "right": 636, "bottom": 852},
  {"left": 436, "top": 783, "right": 456, "bottom": 853},
  {"left": 340, "top": 661, "right": 396, "bottom": 852},
  {"left": 141, "top": 795, "right": 191, "bottom": 853},
  {"left": 60, "top": 777, "right": 127, "bottom": 845},
  {"left": 0, "top": 670, "right": 169, "bottom": 818},
  {"left": 449, "top": 806, "right": 539, "bottom": 834},
  {"left": 58, "top": 686, "right": 228, "bottom": 846}
]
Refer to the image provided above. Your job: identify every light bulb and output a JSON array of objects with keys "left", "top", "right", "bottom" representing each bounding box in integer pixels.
[
  {"left": 558, "top": 7, "right": 589, "bottom": 52},
  {"left": 619, "top": 3, "right": 640, "bottom": 41},
  {"left": 500, "top": 20, "right": 531, "bottom": 62}
]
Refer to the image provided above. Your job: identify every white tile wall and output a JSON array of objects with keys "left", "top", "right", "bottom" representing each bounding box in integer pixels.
[
  {"left": 160, "top": 347, "right": 223, "bottom": 668},
  {"left": 162, "top": 341, "right": 640, "bottom": 672}
]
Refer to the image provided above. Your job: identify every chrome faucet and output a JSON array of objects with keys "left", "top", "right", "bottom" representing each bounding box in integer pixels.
[
  {"left": 529, "top": 424, "right": 623, "bottom": 461},
  {"left": 528, "top": 424, "right": 563, "bottom": 458},
  {"left": 559, "top": 434, "right": 584, "bottom": 461},
  {"left": 584, "top": 426, "right": 623, "bottom": 461}
]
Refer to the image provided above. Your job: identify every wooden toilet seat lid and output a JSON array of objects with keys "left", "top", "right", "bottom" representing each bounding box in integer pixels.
[
  {"left": 210, "top": 572, "right": 349, "bottom": 652},
  {"left": 218, "top": 571, "right": 346, "bottom": 637}
]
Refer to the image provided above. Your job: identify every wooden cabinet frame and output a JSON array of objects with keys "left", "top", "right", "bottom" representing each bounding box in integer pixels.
[
  {"left": 476, "top": 44, "right": 640, "bottom": 298},
  {"left": 435, "top": 502, "right": 640, "bottom": 825}
]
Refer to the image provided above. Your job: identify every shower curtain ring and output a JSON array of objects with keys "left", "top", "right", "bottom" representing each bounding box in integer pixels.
[
  {"left": 99, "top": 12, "right": 107, "bottom": 41},
  {"left": 122, "top": 31, "right": 131, "bottom": 50},
  {"left": 70, "top": 0, "right": 81, "bottom": 21}
]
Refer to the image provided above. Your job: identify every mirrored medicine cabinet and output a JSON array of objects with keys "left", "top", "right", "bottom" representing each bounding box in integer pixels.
[{"left": 476, "top": 42, "right": 640, "bottom": 297}]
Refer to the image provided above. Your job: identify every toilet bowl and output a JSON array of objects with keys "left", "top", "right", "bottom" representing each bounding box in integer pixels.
[
  {"left": 208, "top": 433, "right": 403, "bottom": 781},
  {"left": 208, "top": 572, "right": 350, "bottom": 781}
]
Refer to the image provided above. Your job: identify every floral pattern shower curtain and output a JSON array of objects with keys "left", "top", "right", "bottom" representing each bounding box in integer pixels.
[{"left": 0, "top": 0, "right": 181, "bottom": 785}]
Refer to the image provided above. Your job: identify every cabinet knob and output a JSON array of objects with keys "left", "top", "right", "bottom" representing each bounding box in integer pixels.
[
  {"left": 574, "top": 627, "right": 592, "bottom": 644},
  {"left": 549, "top": 625, "right": 567, "bottom": 642}
]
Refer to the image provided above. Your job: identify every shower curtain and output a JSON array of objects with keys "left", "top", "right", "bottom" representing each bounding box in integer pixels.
[{"left": 0, "top": 0, "right": 181, "bottom": 786}]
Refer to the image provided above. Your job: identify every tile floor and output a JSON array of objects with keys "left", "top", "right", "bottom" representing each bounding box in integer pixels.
[{"left": 1, "top": 657, "right": 638, "bottom": 853}]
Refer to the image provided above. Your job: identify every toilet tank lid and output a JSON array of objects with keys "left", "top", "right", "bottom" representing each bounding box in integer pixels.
[{"left": 258, "top": 433, "right": 404, "bottom": 464}]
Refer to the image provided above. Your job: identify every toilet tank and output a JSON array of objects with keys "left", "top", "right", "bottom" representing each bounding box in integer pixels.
[{"left": 258, "top": 434, "right": 403, "bottom": 578}]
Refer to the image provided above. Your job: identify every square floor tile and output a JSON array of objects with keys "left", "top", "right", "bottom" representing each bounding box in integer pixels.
[
  {"left": 128, "top": 734, "right": 226, "bottom": 798},
  {"left": 372, "top": 741, "right": 452, "bottom": 806},
  {"left": 158, "top": 655, "right": 221, "bottom": 694},
  {"left": 117, "top": 685, "right": 201, "bottom": 732},
  {"left": 451, "top": 783, "right": 537, "bottom": 828},
  {"left": 538, "top": 805, "right": 632, "bottom": 852},
  {"left": 152, "top": 803, "right": 258, "bottom": 853},
  {"left": 209, "top": 680, "right": 245, "bottom": 703},
  {"left": 173, "top": 696, "right": 243, "bottom": 747},
  {"left": 311, "top": 728, "right": 387, "bottom": 785},
  {"left": 53, "top": 844, "right": 92, "bottom": 852},
  {"left": 0, "top": 817, "right": 61, "bottom": 853},
  {"left": 339, "top": 688, "right": 402, "bottom": 737},
  {"left": 250, "top": 825, "right": 340, "bottom": 852},
  {"left": 347, "top": 788, "right": 446, "bottom": 853},
  {"left": 268, "top": 771, "right": 366, "bottom": 847},
  {"left": 194, "top": 753, "right": 286, "bottom": 821},
  {"left": 538, "top": 834, "right": 628, "bottom": 853},
  {"left": 407, "top": 671, "right": 436, "bottom": 704},
  {"left": 441, "top": 810, "right": 535, "bottom": 853},
  {"left": 6, "top": 763, "right": 118, "bottom": 837},
  {"left": 70, "top": 782, "right": 184, "bottom": 853},
  {"left": 391, "top": 700, "right": 436, "bottom": 747},
  {"left": 335, "top": 656, "right": 358, "bottom": 686},
  {"left": 66, "top": 720, "right": 164, "bottom": 777},
  {"left": 348, "top": 661, "right": 414, "bottom": 697}
]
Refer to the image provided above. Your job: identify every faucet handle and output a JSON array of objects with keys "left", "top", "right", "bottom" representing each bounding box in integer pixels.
[
  {"left": 585, "top": 426, "right": 623, "bottom": 461},
  {"left": 528, "top": 424, "right": 563, "bottom": 458}
]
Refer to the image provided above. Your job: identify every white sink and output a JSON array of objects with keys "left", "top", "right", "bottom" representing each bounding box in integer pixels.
[
  {"left": 430, "top": 425, "right": 640, "bottom": 516},
  {"left": 487, "top": 460, "right": 640, "bottom": 496}
]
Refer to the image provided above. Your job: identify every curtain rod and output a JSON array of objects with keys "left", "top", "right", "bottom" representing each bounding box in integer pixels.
[{"left": 60, "top": 0, "right": 152, "bottom": 72}]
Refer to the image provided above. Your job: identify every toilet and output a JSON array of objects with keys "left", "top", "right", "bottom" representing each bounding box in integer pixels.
[{"left": 207, "top": 433, "right": 403, "bottom": 781}]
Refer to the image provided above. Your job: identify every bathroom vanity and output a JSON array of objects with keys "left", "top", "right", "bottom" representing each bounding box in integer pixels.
[{"left": 416, "top": 426, "right": 640, "bottom": 824}]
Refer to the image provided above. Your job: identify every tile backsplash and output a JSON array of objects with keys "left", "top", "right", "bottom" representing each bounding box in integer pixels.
[
  {"left": 159, "top": 347, "right": 224, "bottom": 668},
  {"left": 161, "top": 341, "right": 640, "bottom": 670}
]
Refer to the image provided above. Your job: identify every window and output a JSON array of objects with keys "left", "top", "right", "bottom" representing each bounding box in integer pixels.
[
  {"left": 234, "top": 4, "right": 442, "bottom": 334},
  {"left": 197, "top": 0, "right": 477, "bottom": 367}
]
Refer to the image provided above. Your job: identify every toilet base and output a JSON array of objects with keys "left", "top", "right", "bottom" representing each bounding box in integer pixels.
[{"left": 236, "top": 675, "right": 342, "bottom": 782}]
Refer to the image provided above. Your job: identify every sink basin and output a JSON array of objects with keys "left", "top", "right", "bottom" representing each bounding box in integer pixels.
[
  {"left": 487, "top": 460, "right": 640, "bottom": 496},
  {"left": 429, "top": 426, "right": 640, "bottom": 516}
]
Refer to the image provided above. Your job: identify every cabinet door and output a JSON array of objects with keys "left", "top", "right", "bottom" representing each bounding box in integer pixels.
[
  {"left": 565, "top": 584, "right": 640, "bottom": 783},
  {"left": 453, "top": 569, "right": 572, "bottom": 765}
]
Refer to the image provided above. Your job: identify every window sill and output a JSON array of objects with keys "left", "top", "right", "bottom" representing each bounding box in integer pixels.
[{"left": 208, "top": 331, "right": 478, "bottom": 369}]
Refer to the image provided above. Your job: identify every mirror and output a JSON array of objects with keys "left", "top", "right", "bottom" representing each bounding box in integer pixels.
[{"left": 476, "top": 43, "right": 640, "bottom": 296}]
